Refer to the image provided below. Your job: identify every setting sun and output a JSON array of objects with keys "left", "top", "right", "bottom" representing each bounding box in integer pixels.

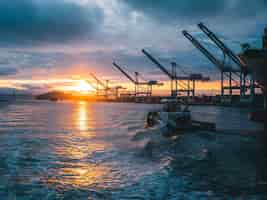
[{"left": 74, "top": 80, "right": 94, "bottom": 94}]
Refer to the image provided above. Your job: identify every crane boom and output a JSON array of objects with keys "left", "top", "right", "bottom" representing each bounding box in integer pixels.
[
  {"left": 198, "top": 23, "right": 245, "bottom": 69},
  {"left": 142, "top": 49, "right": 195, "bottom": 90},
  {"left": 182, "top": 30, "right": 239, "bottom": 84},
  {"left": 90, "top": 73, "right": 107, "bottom": 89},
  {"left": 175, "top": 63, "right": 210, "bottom": 81},
  {"left": 182, "top": 30, "right": 224, "bottom": 71},
  {"left": 113, "top": 62, "right": 137, "bottom": 84},
  {"left": 86, "top": 80, "right": 98, "bottom": 91},
  {"left": 142, "top": 49, "right": 174, "bottom": 79}
]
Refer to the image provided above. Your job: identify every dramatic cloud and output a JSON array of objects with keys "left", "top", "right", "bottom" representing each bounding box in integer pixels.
[
  {"left": 117, "top": 0, "right": 267, "bottom": 81},
  {"left": 0, "top": 67, "right": 18, "bottom": 76},
  {"left": 123, "top": 0, "right": 267, "bottom": 23},
  {"left": 0, "top": 0, "right": 265, "bottom": 94},
  {"left": 123, "top": 0, "right": 224, "bottom": 23},
  {"left": 0, "top": 0, "right": 103, "bottom": 45}
]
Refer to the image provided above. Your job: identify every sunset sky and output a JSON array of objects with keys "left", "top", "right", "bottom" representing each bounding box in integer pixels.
[{"left": 0, "top": 0, "right": 266, "bottom": 95}]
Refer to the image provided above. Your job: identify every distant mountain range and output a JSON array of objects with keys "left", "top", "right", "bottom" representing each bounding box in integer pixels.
[{"left": 36, "top": 91, "right": 98, "bottom": 102}]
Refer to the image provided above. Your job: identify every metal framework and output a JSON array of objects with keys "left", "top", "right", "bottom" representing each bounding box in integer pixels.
[
  {"left": 112, "top": 61, "right": 162, "bottom": 96},
  {"left": 197, "top": 23, "right": 256, "bottom": 100},
  {"left": 142, "top": 49, "right": 209, "bottom": 97},
  {"left": 182, "top": 27, "right": 257, "bottom": 103},
  {"left": 90, "top": 73, "right": 125, "bottom": 98},
  {"left": 90, "top": 73, "right": 109, "bottom": 97}
]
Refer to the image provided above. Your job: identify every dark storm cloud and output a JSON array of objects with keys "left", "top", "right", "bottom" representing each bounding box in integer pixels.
[
  {"left": 8, "top": 50, "right": 76, "bottom": 69},
  {"left": 122, "top": 0, "right": 225, "bottom": 22},
  {"left": 228, "top": 0, "right": 267, "bottom": 18},
  {"left": 0, "top": 67, "right": 18, "bottom": 76},
  {"left": 79, "top": 49, "right": 214, "bottom": 81},
  {"left": 123, "top": 0, "right": 267, "bottom": 23},
  {"left": 0, "top": 0, "right": 103, "bottom": 45},
  {"left": 120, "top": 0, "right": 267, "bottom": 81}
]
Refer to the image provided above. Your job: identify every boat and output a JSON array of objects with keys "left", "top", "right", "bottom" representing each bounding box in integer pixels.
[
  {"left": 131, "top": 99, "right": 192, "bottom": 141},
  {"left": 145, "top": 98, "right": 215, "bottom": 137}
]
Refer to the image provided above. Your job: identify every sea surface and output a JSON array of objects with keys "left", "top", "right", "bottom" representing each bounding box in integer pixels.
[{"left": 0, "top": 99, "right": 266, "bottom": 200}]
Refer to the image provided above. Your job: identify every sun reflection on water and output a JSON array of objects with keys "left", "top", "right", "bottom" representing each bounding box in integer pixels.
[
  {"left": 77, "top": 101, "right": 88, "bottom": 131},
  {"left": 44, "top": 162, "right": 112, "bottom": 189},
  {"left": 43, "top": 101, "right": 115, "bottom": 189}
]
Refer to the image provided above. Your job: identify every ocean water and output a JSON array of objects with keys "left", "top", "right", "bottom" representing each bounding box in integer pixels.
[{"left": 0, "top": 99, "right": 266, "bottom": 200}]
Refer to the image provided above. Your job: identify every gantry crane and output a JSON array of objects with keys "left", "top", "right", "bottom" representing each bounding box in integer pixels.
[
  {"left": 172, "top": 62, "right": 210, "bottom": 97},
  {"left": 113, "top": 62, "right": 139, "bottom": 96},
  {"left": 90, "top": 73, "right": 109, "bottom": 97},
  {"left": 90, "top": 73, "right": 125, "bottom": 98},
  {"left": 142, "top": 49, "right": 190, "bottom": 97},
  {"left": 86, "top": 79, "right": 100, "bottom": 95},
  {"left": 112, "top": 86, "right": 126, "bottom": 98},
  {"left": 112, "top": 61, "right": 162, "bottom": 96},
  {"left": 197, "top": 23, "right": 255, "bottom": 98},
  {"left": 142, "top": 49, "right": 208, "bottom": 97},
  {"left": 182, "top": 30, "right": 243, "bottom": 98},
  {"left": 182, "top": 25, "right": 257, "bottom": 101},
  {"left": 198, "top": 23, "right": 245, "bottom": 71}
]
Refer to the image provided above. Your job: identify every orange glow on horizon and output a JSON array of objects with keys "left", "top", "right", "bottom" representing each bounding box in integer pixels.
[
  {"left": 74, "top": 80, "right": 94, "bottom": 94},
  {"left": 57, "top": 80, "right": 95, "bottom": 94},
  {"left": 0, "top": 78, "right": 225, "bottom": 96}
]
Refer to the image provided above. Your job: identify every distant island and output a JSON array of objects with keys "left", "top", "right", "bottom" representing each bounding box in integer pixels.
[{"left": 35, "top": 91, "right": 100, "bottom": 102}]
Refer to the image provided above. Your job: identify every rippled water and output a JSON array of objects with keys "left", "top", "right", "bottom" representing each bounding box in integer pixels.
[{"left": 0, "top": 100, "right": 266, "bottom": 199}]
